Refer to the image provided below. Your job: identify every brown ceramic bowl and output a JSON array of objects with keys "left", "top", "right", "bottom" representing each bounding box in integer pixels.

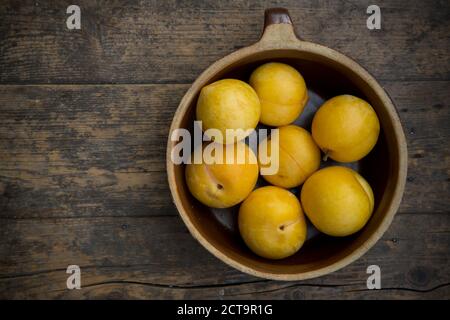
[{"left": 166, "top": 8, "right": 407, "bottom": 280}]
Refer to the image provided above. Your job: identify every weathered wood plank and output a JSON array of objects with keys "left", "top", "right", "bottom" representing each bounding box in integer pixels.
[
  {"left": 0, "top": 0, "right": 448, "bottom": 84},
  {"left": 0, "top": 84, "right": 181, "bottom": 218},
  {"left": 0, "top": 213, "right": 448, "bottom": 299},
  {"left": 388, "top": 81, "right": 450, "bottom": 213},
  {"left": 0, "top": 81, "right": 448, "bottom": 219}
]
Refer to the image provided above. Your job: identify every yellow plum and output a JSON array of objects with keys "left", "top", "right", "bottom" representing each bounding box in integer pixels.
[
  {"left": 185, "top": 142, "right": 258, "bottom": 208},
  {"left": 196, "top": 79, "right": 260, "bottom": 144},
  {"left": 300, "top": 166, "right": 374, "bottom": 237},
  {"left": 249, "top": 62, "right": 308, "bottom": 126},
  {"left": 312, "top": 95, "right": 380, "bottom": 162},
  {"left": 259, "top": 125, "right": 320, "bottom": 188},
  {"left": 239, "top": 186, "right": 307, "bottom": 259}
]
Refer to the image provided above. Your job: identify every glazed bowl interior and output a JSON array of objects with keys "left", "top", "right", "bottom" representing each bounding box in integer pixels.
[{"left": 172, "top": 49, "right": 402, "bottom": 278}]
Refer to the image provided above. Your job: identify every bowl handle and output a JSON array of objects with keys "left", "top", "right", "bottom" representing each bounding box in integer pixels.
[{"left": 259, "top": 8, "right": 302, "bottom": 47}]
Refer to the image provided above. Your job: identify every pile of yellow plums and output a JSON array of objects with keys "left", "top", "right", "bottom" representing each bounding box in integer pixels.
[{"left": 186, "top": 62, "right": 380, "bottom": 260}]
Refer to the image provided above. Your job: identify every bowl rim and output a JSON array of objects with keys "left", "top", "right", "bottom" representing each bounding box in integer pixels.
[{"left": 166, "top": 33, "right": 408, "bottom": 281}]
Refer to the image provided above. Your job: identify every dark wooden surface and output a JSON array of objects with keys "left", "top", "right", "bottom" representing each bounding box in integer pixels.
[{"left": 0, "top": 0, "right": 449, "bottom": 299}]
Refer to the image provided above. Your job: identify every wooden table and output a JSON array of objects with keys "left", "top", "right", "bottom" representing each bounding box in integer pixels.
[{"left": 0, "top": 0, "right": 448, "bottom": 299}]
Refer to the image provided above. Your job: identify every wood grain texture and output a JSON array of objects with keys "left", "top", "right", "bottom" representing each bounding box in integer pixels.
[
  {"left": 0, "top": 84, "right": 179, "bottom": 219},
  {"left": 0, "top": 0, "right": 449, "bottom": 299},
  {"left": 0, "top": 0, "right": 449, "bottom": 84},
  {"left": 0, "top": 214, "right": 448, "bottom": 299}
]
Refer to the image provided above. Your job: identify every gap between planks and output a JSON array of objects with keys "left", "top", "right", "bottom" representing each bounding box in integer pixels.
[
  {"left": 0, "top": 79, "right": 449, "bottom": 87},
  {"left": 0, "top": 211, "right": 448, "bottom": 221}
]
